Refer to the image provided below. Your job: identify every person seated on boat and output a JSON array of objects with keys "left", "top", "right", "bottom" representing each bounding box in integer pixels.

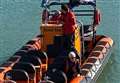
[
  {"left": 66, "top": 51, "right": 81, "bottom": 81},
  {"left": 49, "top": 10, "right": 62, "bottom": 24},
  {"left": 60, "top": 4, "right": 78, "bottom": 55},
  {"left": 48, "top": 51, "right": 81, "bottom": 82}
]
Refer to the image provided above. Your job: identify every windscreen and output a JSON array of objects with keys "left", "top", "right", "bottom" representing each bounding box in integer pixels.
[{"left": 41, "top": 0, "right": 96, "bottom": 7}]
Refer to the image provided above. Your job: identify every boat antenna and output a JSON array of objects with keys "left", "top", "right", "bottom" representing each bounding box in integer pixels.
[{"left": 92, "top": 0, "right": 97, "bottom": 46}]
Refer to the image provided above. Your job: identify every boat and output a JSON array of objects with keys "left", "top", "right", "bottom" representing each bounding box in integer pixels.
[{"left": 0, "top": 0, "right": 114, "bottom": 83}]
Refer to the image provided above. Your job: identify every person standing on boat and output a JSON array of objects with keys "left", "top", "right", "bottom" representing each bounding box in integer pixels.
[{"left": 61, "top": 4, "right": 77, "bottom": 54}]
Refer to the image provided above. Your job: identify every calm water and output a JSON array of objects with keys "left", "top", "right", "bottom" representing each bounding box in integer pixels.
[{"left": 0, "top": 0, "right": 120, "bottom": 83}]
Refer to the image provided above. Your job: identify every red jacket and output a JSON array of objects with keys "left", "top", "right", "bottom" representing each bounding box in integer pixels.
[{"left": 61, "top": 11, "right": 76, "bottom": 35}]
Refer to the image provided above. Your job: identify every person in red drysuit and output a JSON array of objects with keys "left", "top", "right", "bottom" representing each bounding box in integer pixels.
[{"left": 60, "top": 4, "right": 77, "bottom": 53}]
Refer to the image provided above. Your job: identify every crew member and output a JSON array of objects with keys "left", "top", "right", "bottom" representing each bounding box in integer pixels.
[
  {"left": 60, "top": 4, "right": 77, "bottom": 53},
  {"left": 66, "top": 51, "right": 81, "bottom": 82},
  {"left": 47, "top": 51, "right": 81, "bottom": 82}
]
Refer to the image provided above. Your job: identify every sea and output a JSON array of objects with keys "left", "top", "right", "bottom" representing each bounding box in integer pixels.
[{"left": 0, "top": 0, "right": 120, "bottom": 83}]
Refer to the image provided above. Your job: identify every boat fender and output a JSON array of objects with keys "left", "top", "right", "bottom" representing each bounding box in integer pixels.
[
  {"left": 90, "top": 51, "right": 104, "bottom": 61},
  {"left": 94, "top": 9, "right": 101, "bottom": 25},
  {"left": 96, "top": 41, "right": 110, "bottom": 49},
  {"left": 93, "top": 45, "right": 107, "bottom": 57},
  {"left": 86, "top": 62, "right": 97, "bottom": 72},
  {"left": 81, "top": 66, "right": 93, "bottom": 77},
  {"left": 89, "top": 57, "right": 101, "bottom": 65},
  {"left": 82, "top": 76, "right": 91, "bottom": 83},
  {"left": 96, "top": 45, "right": 107, "bottom": 54},
  {"left": 99, "top": 37, "right": 113, "bottom": 48}
]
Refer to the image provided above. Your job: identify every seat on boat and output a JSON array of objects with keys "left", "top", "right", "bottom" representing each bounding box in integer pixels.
[
  {"left": 14, "top": 50, "right": 28, "bottom": 56},
  {"left": 0, "top": 62, "right": 16, "bottom": 75},
  {"left": 19, "top": 55, "right": 41, "bottom": 67},
  {"left": 12, "top": 62, "right": 36, "bottom": 83},
  {"left": 27, "top": 50, "right": 48, "bottom": 74},
  {"left": 7, "top": 56, "right": 21, "bottom": 63},
  {"left": 26, "top": 39, "right": 37, "bottom": 45},
  {"left": 1, "top": 62, "right": 15, "bottom": 68},
  {"left": 48, "top": 56, "right": 65, "bottom": 71},
  {"left": 0, "top": 63, "right": 15, "bottom": 80},
  {"left": 4, "top": 69, "right": 29, "bottom": 83},
  {"left": 20, "top": 45, "right": 33, "bottom": 51},
  {"left": 19, "top": 55, "right": 42, "bottom": 83},
  {"left": 46, "top": 69, "right": 67, "bottom": 83},
  {"left": 26, "top": 39, "right": 41, "bottom": 51}
]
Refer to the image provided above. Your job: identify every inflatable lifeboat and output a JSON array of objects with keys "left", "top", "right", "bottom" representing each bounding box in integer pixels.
[{"left": 0, "top": 0, "right": 114, "bottom": 83}]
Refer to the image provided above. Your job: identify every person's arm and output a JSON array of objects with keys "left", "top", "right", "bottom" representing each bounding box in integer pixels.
[
  {"left": 69, "top": 12, "right": 76, "bottom": 25},
  {"left": 76, "top": 60, "right": 81, "bottom": 74}
]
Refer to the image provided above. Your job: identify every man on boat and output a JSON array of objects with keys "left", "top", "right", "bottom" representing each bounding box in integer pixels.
[
  {"left": 60, "top": 4, "right": 78, "bottom": 55},
  {"left": 47, "top": 51, "right": 81, "bottom": 82},
  {"left": 66, "top": 51, "right": 81, "bottom": 81}
]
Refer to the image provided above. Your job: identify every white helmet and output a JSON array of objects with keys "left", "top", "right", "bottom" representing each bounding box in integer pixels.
[{"left": 68, "top": 51, "right": 76, "bottom": 59}]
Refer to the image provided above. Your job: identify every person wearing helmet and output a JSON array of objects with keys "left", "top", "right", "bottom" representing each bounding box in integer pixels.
[
  {"left": 66, "top": 51, "right": 81, "bottom": 82},
  {"left": 46, "top": 51, "right": 81, "bottom": 82}
]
